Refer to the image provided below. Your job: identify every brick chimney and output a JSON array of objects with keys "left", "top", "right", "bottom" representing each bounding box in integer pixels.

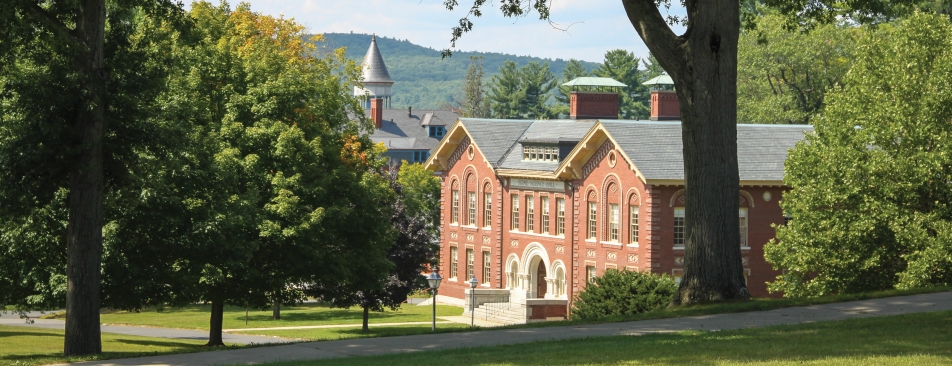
[
  {"left": 650, "top": 90, "right": 680, "bottom": 120},
  {"left": 370, "top": 97, "right": 383, "bottom": 129},
  {"left": 570, "top": 92, "right": 619, "bottom": 120}
]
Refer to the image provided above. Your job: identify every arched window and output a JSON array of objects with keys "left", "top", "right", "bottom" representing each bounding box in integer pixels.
[
  {"left": 739, "top": 193, "right": 750, "bottom": 248},
  {"left": 673, "top": 192, "right": 685, "bottom": 248},
  {"left": 451, "top": 179, "right": 460, "bottom": 224},
  {"left": 587, "top": 190, "right": 598, "bottom": 239},
  {"left": 628, "top": 193, "right": 640, "bottom": 245},
  {"left": 605, "top": 182, "right": 620, "bottom": 242},
  {"left": 466, "top": 174, "right": 476, "bottom": 226},
  {"left": 555, "top": 266, "right": 566, "bottom": 298},
  {"left": 482, "top": 182, "right": 492, "bottom": 228}
]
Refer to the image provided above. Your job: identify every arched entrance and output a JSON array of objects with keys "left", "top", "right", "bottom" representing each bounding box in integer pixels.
[{"left": 536, "top": 262, "right": 547, "bottom": 298}]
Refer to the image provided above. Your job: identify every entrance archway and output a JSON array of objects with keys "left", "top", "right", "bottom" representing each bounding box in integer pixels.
[{"left": 536, "top": 262, "right": 547, "bottom": 298}]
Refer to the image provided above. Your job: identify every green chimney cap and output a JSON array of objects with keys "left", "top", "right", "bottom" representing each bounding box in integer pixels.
[{"left": 562, "top": 77, "right": 627, "bottom": 88}]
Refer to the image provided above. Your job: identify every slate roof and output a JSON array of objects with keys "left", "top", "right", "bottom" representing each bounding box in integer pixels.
[
  {"left": 370, "top": 109, "right": 460, "bottom": 150},
  {"left": 360, "top": 35, "right": 394, "bottom": 84},
  {"left": 454, "top": 118, "right": 811, "bottom": 182},
  {"left": 601, "top": 121, "right": 812, "bottom": 181},
  {"left": 498, "top": 120, "right": 596, "bottom": 171},
  {"left": 457, "top": 119, "right": 534, "bottom": 167}
]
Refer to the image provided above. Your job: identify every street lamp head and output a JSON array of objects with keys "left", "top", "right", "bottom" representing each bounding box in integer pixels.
[
  {"left": 426, "top": 271, "right": 442, "bottom": 290},
  {"left": 469, "top": 276, "right": 478, "bottom": 289}
]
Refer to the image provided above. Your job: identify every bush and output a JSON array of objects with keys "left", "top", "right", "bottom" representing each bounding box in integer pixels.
[{"left": 570, "top": 269, "right": 677, "bottom": 320}]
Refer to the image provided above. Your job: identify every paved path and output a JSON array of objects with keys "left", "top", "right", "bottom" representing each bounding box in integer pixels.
[
  {"left": 223, "top": 321, "right": 453, "bottom": 331},
  {"left": 0, "top": 314, "right": 288, "bottom": 345},
  {"left": 53, "top": 291, "right": 952, "bottom": 366}
]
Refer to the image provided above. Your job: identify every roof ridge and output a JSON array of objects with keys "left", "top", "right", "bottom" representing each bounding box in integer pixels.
[{"left": 493, "top": 121, "right": 536, "bottom": 168}]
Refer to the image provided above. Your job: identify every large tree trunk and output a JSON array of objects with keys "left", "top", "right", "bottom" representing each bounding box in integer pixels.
[
  {"left": 63, "top": 0, "right": 106, "bottom": 356},
  {"left": 623, "top": 0, "right": 748, "bottom": 305},
  {"left": 362, "top": 306, "right": 370, "bottom": 332},
  {"left": 207, "top": 300, "right": 225, "bottom": 346},
  {"left": 272, "top": 301, "right": 281, "bottom": 320}
]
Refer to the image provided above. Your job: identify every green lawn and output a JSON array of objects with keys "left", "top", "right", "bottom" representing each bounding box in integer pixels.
[
  {"left": 258, "top": 310, "right": 952, "bottom": 366},
  {"left": 232, "top": 322, "right": 472, "bottom": 341},
  {"left": 44, "top": 303, "right": 463, "bottom": 331},
  {"left": 0, "top": 325, "right": 238, "bottom": 366}
]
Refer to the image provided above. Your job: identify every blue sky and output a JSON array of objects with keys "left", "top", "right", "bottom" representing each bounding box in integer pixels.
[{"left": 217, "top": 0, "right": 686, "bottom": 63}]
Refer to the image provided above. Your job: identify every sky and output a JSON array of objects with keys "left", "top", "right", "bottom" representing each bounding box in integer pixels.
[{"left": 213, "top": 0, "right": 687, "bottom": 63}]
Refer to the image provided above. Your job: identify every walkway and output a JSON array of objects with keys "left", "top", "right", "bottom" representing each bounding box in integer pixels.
[
  {"left": 0, "top": 314, "right": 288, "bottom": 345},
  {"left": 55, "top": 291, "right": 952, "bottom": 366}
]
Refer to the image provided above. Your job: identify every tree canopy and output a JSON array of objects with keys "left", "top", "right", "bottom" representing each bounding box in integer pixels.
[{"left": 765, "top": 12, "right": 952, "bottom": 297}]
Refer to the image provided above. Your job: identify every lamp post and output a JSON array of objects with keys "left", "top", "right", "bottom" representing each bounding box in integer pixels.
[
  {"left": 468, "top": 276, "right": 478, "bottom": 327},
  {"left": 426, "top": 271, "right": 442, "bottom": 332}
]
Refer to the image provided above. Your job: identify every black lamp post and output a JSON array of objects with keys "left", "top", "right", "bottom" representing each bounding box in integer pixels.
[
  {"left": 426, "top": 271, "right": 442, "bottom": 332},
  {"left": 468, "top": 276, "right": 478, "bottom": 327}
]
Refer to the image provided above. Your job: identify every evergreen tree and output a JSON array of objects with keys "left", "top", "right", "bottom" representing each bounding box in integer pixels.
[
  {"left": 462, "top": 56, "right": 489, "bottom": 118},
  {"left": 487, "top": 61, "right": 524, "bottom": 119},
  {"left": 594, "top": 50, "right": 649, "bottom": 119},
  {"left": 519, "top": 62, "right": 557, "bottom": 119}
]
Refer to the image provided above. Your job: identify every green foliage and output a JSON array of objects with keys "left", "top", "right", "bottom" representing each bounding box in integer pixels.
[
  {"left": 738, "top": 14, "right": 856, "bottom": 124},
  {"left": 323, "top": 33, "right": 600, "bottom": 110},
  {"left": 518, "top": 62, "right": 557, "bottom": 118},
  {"left": 461, "top": 56, "right": 489, "bottom": 118},
  {"left": 552, "top": 59, "right": 592, "bottom": 116},
  {"left": 571, "top": 269, "right": 677, "bottom": 319},
  {"left": 765, "top": 12, "right": 952, "bottom": 297},
  {"left": 594, "top": 49, "right": 649, "bottom": 119},
  {"left": 487, "top": 61, "right": 526, "bottom": 118},
  {"left": 397, "top": 162, "right": 442, "bottom": 232}
]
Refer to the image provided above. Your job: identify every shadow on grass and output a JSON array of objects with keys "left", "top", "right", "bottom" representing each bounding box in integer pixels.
[
  {"left": 0, "top": 330, "right": 61, "bottom": 339},
  {"left": 110, "top": 338, "right": 207, "bottom": 348}
]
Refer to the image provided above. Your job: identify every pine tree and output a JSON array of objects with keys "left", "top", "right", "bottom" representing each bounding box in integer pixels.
[
  {"left": 519, "top": 62, "right": 557, "bottom": 119},
  {"left": 462, "top": 56, "right": 489, "bottom": 118},
  {"left": 554, "top": 59, "right": 591, "bottom": 117},
  {"left": 487, "top": 61, "right": 524, "bottom": 119},
  {"left": 594, "top": 50, "right": 649, "bottom": 119}
]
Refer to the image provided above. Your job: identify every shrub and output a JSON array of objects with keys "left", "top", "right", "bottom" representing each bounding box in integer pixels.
[{"left": 570, "top": 269, "right": 677, "bottom": 320}]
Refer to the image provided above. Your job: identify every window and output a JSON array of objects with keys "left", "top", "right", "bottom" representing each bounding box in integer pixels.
[
  {"left": 541, "top": 197, "right": 550, "bottom": 234},
  {"left": 450, "top": 247, "right": 458, "bottom": 279},
  {"left": 451, "top": 190, "right": 459, "bottom": 224},
  {"left": 555, "top": 267, "right": 565, "bottom": 297},
  {"left": 467, "top": 192, "right": 477, "bottom": 226},
  {"left": 466, "top": 249, "right": 475, "bottom": 280},
  {"left": 557, "top": 198, "right": 565, "bottom": 236},
  {"left": 511, "top": 194, "right": 520, "bottom": 231},
  {"left": 482, "top": 251, "right": 491, "bottom": 285},
  {"left": 588, "top": 202, "right": 597, "bottom": 239},
  {"left": 609, "top": 204, "right": 619, "bottom": 242},
  {"left": 428, "top": 126, "right": 445, "bottom": 137},
  {"left": 522, "top": 145, "right": 559, "bottom": 162},
  {"left": 526, "top": 195, "right": 535, "bottom": 232},
  {"left": 483, "top": 192, "right": 492, "bottom": 228},
  {"left": 674, "top": 207, "right": 685, "bottom": 247},
  {"left": 412, "top": 150, "right": 429, "bottom": 162},
  {"left": 739, "top": 208, "right": 748, "bottom": 248},
  {"left": 629, "top": 206, "right": 639, "bottom": 244},
  {"left": 586, "top": 265, "right": 597, "bottom": 283},
  {"left": 673, "top": 269, "right": 683, "bottom": 285}
]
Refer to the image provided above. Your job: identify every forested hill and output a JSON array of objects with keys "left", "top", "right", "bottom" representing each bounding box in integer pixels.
[{"left": 321, "top": 33, "right": 602, "bottom": 109}]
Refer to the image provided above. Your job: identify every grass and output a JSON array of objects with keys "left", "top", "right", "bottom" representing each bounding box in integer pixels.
[
  {"left": 43, "top": 303, "right": 463, "bottom": 331},
  {"left": 232, "top": 322, "right": 472, "bottom": 341},
  {"left": 258, "top": 310, "right": 952, "bottom": 366},
  {"left": 0, "top": 325, "right": 240, "bottom": 366},
  {"left": 498, "top": 285, "right": 952, "bottom": 331}
]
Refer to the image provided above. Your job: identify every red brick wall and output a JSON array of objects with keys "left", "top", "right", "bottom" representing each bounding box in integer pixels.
[
  {"left": 529, "top": 304, "right": 568, "bottom": 319},
  {"left": 650, "top": 91, "right": 680, "bottom": 120},
  {"left": 570, "top": 92, "right": 619, "bottom": 119}
]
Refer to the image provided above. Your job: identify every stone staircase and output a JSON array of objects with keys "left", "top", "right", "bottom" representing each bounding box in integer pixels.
[{"left": 469, "top": 302, "right": 528, "bottom": 325}]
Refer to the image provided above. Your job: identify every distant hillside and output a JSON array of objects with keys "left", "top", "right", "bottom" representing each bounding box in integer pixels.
[{"left": 321, "top": 33, "right": 602, "bottom": 109}]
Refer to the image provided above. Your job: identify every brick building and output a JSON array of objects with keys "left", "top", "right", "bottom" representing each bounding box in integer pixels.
[{"left": 423, "top": 77, "right": 812, "bottom": 324}]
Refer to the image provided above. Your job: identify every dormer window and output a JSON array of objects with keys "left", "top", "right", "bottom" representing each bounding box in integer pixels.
[
  {"left": 522, "top": 145, "right": 558, "bottom": 162},
  {"left": 428, "top": 126, "right": 445, "bottom": 138}
]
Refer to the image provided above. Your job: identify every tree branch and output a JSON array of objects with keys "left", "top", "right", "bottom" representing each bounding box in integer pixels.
[
  {"left": 620, "top": 0, "right": 686, "bottom": 75},
  {"left": 23, "top": 1, "right": 83, "bottom": 50}
]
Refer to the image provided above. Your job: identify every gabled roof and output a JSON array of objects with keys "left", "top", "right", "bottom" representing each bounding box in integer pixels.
[
  {"left": 369, "top": 109, "right": 459, "bottom": 151},
  {"left": 498, "top": 120, "right": 595, "bottom": 171},
  {"left": 458, "top": 119, "right": 534, "bottom": 167},
  {"left": 360, "top": 35, "right": 394, "bottom": 84},
  {"left": 558, "top": 121, "right": 813, "bottom": 184}
]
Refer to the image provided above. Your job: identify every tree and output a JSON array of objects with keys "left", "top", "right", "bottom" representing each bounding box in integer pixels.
[
  {"left": 487, "top": 60, "right": 525, "bottom": 119},
  {"left": 737, "top": 14, "right": 856, "bottom": 124},
  {"left": 442, "top": 0, "right": 916, "bottom": 305},
  {"left": 0, "top": 0, "right": 181, "bottom": 355},
  {"left": 396, "top": 162, "right": 443, "bottom": 234},
  {"left": 553, "top": 59, "right": 592, "bottom": 117},
  {"left": 594, "top": 49, "right": 649, "bottom": 119},
  {"left": 462, "top": 56, "right": 490, "bottom": 118},
  {"left": 765, "top": 13, "right": 952, "bottom": 297},
  {"left": 519, "top": 61, "right": 557, "bottom": 119},
  {"left": 327, "top": 164, "right": 435, "bottom": 332}
]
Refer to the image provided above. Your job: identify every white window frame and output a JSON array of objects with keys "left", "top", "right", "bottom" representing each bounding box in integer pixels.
[
  {"left": 467, "top": 192, "right": 477, "bottom": 226},
  {"left": 451, "top": 190, "right": 459, "bottom": 224},
  {"left": 526, "top": 195, "right": 535, "bottom": 233},
  {"left": 511, "top": 194, "right": 520, "bottom": 231},
  {"left": 557, "top": 198, "right": 565, "bottom": 236},
  {"left": 483, "top": 192, "right": 492, "bottom": 228},
  {"left": 450, "top": 247, "right": 458, "bottom": 280},
  {"left": 541, "top": 197, "right": 550, "bottom": 235},
  {"left": 674, "top": 207, "right": 685, "bottom": 248},
  {"left": 588, "top": 202, "right": 597, "bottom": 239},
  {"left": 629, "top": 205, "right": 639, "bottom": 245},
  {"left": 739, "top": 207, "right": 749, "bottom": 248},
  {"left": 609, "top": 204, "right": 619, "bottom": 242}
]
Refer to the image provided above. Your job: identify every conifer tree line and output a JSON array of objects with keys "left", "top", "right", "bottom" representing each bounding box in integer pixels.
[
  {"left": 0, "top": 1, "right": 438, "bottom": 354},
  {"left": 449, "top": 51, "right": 664, "bottom": 120}
]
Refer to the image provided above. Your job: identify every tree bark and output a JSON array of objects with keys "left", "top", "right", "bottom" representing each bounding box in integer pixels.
[
  {"left": 622, "top": 0, "right": 749, "bottom": 305},
  {"left": 207, "top": 300, "right": 225, "bottom": 346},
  {"left": 272, "top": 301, "right": 280, "bottom": 320},
  {"left": 362, "top": 306, "right": 369, "bottom": 332},
  {"left": 63, "top": 0, "right": 106, "bottom": 356}
]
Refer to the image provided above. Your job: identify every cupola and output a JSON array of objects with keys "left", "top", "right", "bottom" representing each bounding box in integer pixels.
[
  {"left": 562, "top": 77, "right": 626, "bottom": 120},
  {"left": 354, "top": 34, "right": 394, "bottom": 114},
  {"left": 643, "top": 73, "right": 680, "bottom": 121}
]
